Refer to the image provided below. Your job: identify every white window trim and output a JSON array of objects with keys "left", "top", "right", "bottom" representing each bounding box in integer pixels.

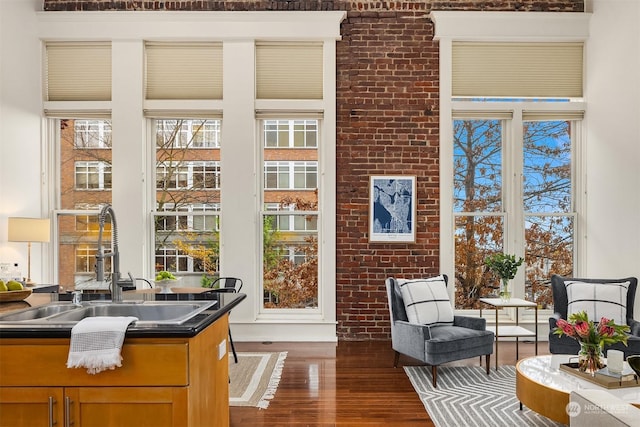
[{"left": 432, "top": 11, "right": 590, "bottom": 325}]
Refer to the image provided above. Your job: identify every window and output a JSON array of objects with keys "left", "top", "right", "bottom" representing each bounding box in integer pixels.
[
  {"left": 155, "top": 247, "right": 189, "bottom": 273},
  {"left": 74, "top": 120, "right": 112, "bottom": 148},
  {"left": 522, "top": 117, "right": 575, "bottom": 306},
  {"left": 53, "top": 118, "right": 112, "bottom": 290},
  {"left": 192, "top": 204, "right": 220, "bottom": 232},
  {"left": 156, "top": 161, "right": 220, "bottom": 190},
  {"left": 157, "top": 163, "right": 189, "bottom": 190},
  {"left": 156, "top": 119, "right": 220, "bottom": 149},
  {"left": 192, "top": 162, "right": 220, "bottom": 189},
  {"left": 76, "top": 246, "right": 96, "bottom": 273},
  {"left": 264, "top": 162, "right": 290, "bottom": 189},
  {"left": 264, "top": 161, "right": 317, "bottom": 190},
  {"left": 264, "top": 120, "right": 318, "bottom": 148},
  {"left": 262, "top": 119, "right": 319, "bottom": 310},
  {"left": 265, "top": 203, "right": 318, "bottom": 232},
  {"left": 73, "top": 204, "right": 104, "bottom": 232},
  {"left": 75, "top": 161, "right": 112, "bottom": 190},
  {"left": 452, "top": 108, "right": 580, "bottom": 309},
  {"left": 153, "top": 119, "right": 221, "bottom": 285}
]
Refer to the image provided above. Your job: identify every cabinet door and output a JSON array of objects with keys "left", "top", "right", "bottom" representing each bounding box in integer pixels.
[
  {"left": 68, "top": 386, "right": 188, "bottom": 427},
  {"left": 0, "top": 387, "right": 64, "bottom": 427}
]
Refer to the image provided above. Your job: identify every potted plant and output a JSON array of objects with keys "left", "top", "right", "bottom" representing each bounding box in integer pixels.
[{"left": 484, "top": 253, "right": 524, "bottom": 302}]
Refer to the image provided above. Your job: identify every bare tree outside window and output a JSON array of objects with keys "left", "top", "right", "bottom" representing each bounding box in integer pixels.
[
  {"left": 154, "top": 119, "right": 221, "bottom": 286},
  {"left": 453, "top": 118, "right": 574, "bottom": 309}
]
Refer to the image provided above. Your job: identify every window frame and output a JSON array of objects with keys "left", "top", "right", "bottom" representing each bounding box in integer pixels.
[
  {"left": 74, "top": 160, "right": 112, "bottom": 190},
  {"left": 450, "top": 105, "right": 584, "bottom": 313},
  {"left": 259, "top": 116, "right": 322, "bottom": 314}
]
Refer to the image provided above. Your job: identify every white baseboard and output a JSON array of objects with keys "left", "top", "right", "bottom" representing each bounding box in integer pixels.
[{"left": 231, "top": 322, "right": 338, "bottom": 342}]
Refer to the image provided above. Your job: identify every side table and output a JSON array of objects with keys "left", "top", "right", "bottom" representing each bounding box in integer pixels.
[{"left": 479, "top": 297, "right": 538, "bottom": 370}]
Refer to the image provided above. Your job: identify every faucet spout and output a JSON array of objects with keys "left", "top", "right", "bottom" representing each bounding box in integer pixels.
[{"left": 95, "top": 204, "right": 122, "bottom": 301}]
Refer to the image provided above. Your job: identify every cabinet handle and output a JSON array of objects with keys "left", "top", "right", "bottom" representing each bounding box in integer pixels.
[
  {"left": 48, "top": 396, "right": 56, "bottom": 427},
  {"left": 65, "top": 396, "right": 74, "bottom": 427}
]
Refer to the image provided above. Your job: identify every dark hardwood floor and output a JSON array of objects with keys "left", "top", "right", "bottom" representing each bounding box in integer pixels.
[{"left": 231, "top": 339, "right": 548, "bottom": 426}]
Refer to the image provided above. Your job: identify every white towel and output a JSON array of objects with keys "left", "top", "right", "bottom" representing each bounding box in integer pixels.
[{"left": 67, "top": 316, "right": 138, "bottom": 374}]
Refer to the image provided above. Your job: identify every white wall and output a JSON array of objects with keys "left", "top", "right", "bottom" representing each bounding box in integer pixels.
[
  {"left": 0, "top": 0, "right": 48, "bottom": 283},
  {"left": 585, "top": 1, "right": 640, "bottom": 318}
]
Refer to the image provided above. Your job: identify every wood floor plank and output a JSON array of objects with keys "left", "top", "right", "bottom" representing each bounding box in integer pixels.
[{"left": 231, "top": 340, "right": 546, "bottom": 426}]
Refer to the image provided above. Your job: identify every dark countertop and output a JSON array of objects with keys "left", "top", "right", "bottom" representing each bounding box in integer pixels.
[{"left": 0, "top": 290, "right": 246, "bottom": 339}]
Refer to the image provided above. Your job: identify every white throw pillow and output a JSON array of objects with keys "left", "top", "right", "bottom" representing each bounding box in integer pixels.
[
  {"left": 566, "top": 280, "right": 629, "bottom": 325},
  {"left": 398, "top": 276, "right": 454, "bottom": 326}
]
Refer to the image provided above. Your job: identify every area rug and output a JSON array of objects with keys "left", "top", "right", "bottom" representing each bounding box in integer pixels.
[
  {"left": 229, "top": 351, "right": 287, "bottom": 409},
  {"left": 404, "top": 365, "right": 562, "bottom": 427}
]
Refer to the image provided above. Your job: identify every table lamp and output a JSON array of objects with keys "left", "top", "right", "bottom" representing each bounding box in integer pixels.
[{"left": 8, "top": 217, "right": 50, "bottom": 286}]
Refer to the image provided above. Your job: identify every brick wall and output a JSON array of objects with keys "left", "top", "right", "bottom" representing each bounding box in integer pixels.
[{"left": 41, "top": 0, "right": 585, "bottom": 340}]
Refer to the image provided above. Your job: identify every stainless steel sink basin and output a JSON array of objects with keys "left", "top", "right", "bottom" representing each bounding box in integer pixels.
[
  {"left": 0, "top": 303, "right": 79, "bottom": 321},
  {"left": 0, "top": 301, "right": 217, "bottom": 325},
  {"left": 53, "top": 301, "right": 215, "bottom": 324}
]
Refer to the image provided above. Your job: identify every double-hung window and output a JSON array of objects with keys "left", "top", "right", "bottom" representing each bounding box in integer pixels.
[
  {"left": 153, "top": 118, "right": 221, "bottom": 284},
  {"left": 261, "top": 118, "right": 320, "bottom": 310},
  {"left": 452, "top": 108, "right": 581, "bottom": 309}
]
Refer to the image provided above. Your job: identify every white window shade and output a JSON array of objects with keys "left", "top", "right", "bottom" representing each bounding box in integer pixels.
[
  {"left": 452, "top": 42, "right": 583, "bottom": 98},
  {"left": 522, "top": 110, "right": 584, "bottom": 120},
  {"left": 145, "top": 42, "right": 223, "bottom": 100},
  {"left": 45, "top": 42, "right": 112, "bottom": 102},
  {"left": 256, "top": 42, "right": 323, "bottom": 100},
  {"left": 144, "top": 110, "right": 223, "bottom": 119},
  {"left": 255, "top": 110, "right": 324, "bottom": 119},
  {"left": 452, "top": 111, "right": 513, "bottom": 120}
]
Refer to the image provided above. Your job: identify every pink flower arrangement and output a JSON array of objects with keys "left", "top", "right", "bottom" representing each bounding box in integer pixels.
[
  {"left": 554, "top": 310, "right": 630, "bottom": 373},
  {"left": 554, "top": 310, "right": 630, "bottom": 349}
]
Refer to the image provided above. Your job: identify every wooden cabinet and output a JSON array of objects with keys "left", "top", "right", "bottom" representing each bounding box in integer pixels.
[
  {"left": 0, "top": 315, "right": 229, "bottom": 427},
  {"left": 0, "top": 387, "right": 64, "bottom": 427},
  {"left": 1, "top": 386, "right": 188, "bottom": 427}
]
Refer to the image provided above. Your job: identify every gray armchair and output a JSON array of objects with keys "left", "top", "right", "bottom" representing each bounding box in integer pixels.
[
  {"left": 548, "top": 275, "right": 640, "bottom": 358},
  {"left": 386, "top": 276, "right": 494, "bottom": 387}
]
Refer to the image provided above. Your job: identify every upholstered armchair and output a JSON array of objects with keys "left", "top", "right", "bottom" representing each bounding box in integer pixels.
[
  {"left": 385, "top": 276, "right": 495, "bottom": 387},
  {"left": 548, "top": 275, "right": 640, "bottom": 357}
]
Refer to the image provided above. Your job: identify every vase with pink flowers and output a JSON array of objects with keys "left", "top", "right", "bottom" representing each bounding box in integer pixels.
[{"left": 553, "top": 310, "right": 630, "bottom": 376}]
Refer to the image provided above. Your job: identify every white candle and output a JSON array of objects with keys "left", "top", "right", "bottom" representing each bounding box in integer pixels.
[{"left": 607, "top": 349, "right": 624, "bottom": 374}]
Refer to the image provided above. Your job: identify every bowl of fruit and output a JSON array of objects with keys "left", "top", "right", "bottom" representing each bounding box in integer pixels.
[
  {"left": 0, "top": 280, "right": 32, "bottom": 302},
  {"left": 154, "top": 271, "right": 180, "bottom": 292}
]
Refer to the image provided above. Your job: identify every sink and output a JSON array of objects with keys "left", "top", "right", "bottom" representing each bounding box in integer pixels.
[
  {"left": 0, "top": 303, "right": 79, "bottom": 321},
  {"left": 0, "top": 301, "right": 217, "bottom": 325},
  {"left": 52, "top": 301, "right": 215, "bottom": 324}
]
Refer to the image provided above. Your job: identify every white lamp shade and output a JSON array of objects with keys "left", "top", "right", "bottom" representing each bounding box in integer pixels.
[{"left": 8, "top": 218, "right": 50, "bottom": 243}]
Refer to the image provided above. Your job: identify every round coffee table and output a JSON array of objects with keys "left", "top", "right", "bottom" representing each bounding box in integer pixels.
[{"left": 516, "top": 355, "right": 640, "bottom": 424}]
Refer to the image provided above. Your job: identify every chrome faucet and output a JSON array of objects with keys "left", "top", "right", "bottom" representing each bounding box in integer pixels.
[{"left": 95, "top": 204, "right": 125, "bottom": 302}]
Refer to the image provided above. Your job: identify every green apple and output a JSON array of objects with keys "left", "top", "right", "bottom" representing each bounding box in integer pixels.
[
  {"left": 155, "top": 271, "right": 176, "bottom": 281},
  {"left": 0, "top": 281, "right": 7, "bottom": 292}
]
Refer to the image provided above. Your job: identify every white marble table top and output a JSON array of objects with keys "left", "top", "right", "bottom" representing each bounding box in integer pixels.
[
  {"left": 518, "top": 355, "right": 640, "bottom": 404},
  {"left": 479, "top": 297, "right": 537, "bottom": 307}
]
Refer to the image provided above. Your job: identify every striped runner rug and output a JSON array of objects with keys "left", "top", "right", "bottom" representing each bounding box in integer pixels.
[
  {"left": 229, "top": 351, "right": 287, "bottom": 409},
  {"left": 404, "top": 365, "right": 562, "bottom": 427}
]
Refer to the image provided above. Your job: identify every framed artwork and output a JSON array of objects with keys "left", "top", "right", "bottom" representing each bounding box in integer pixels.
[{"left": 369, "top": 175, "right": 416, "bottom": 243}]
